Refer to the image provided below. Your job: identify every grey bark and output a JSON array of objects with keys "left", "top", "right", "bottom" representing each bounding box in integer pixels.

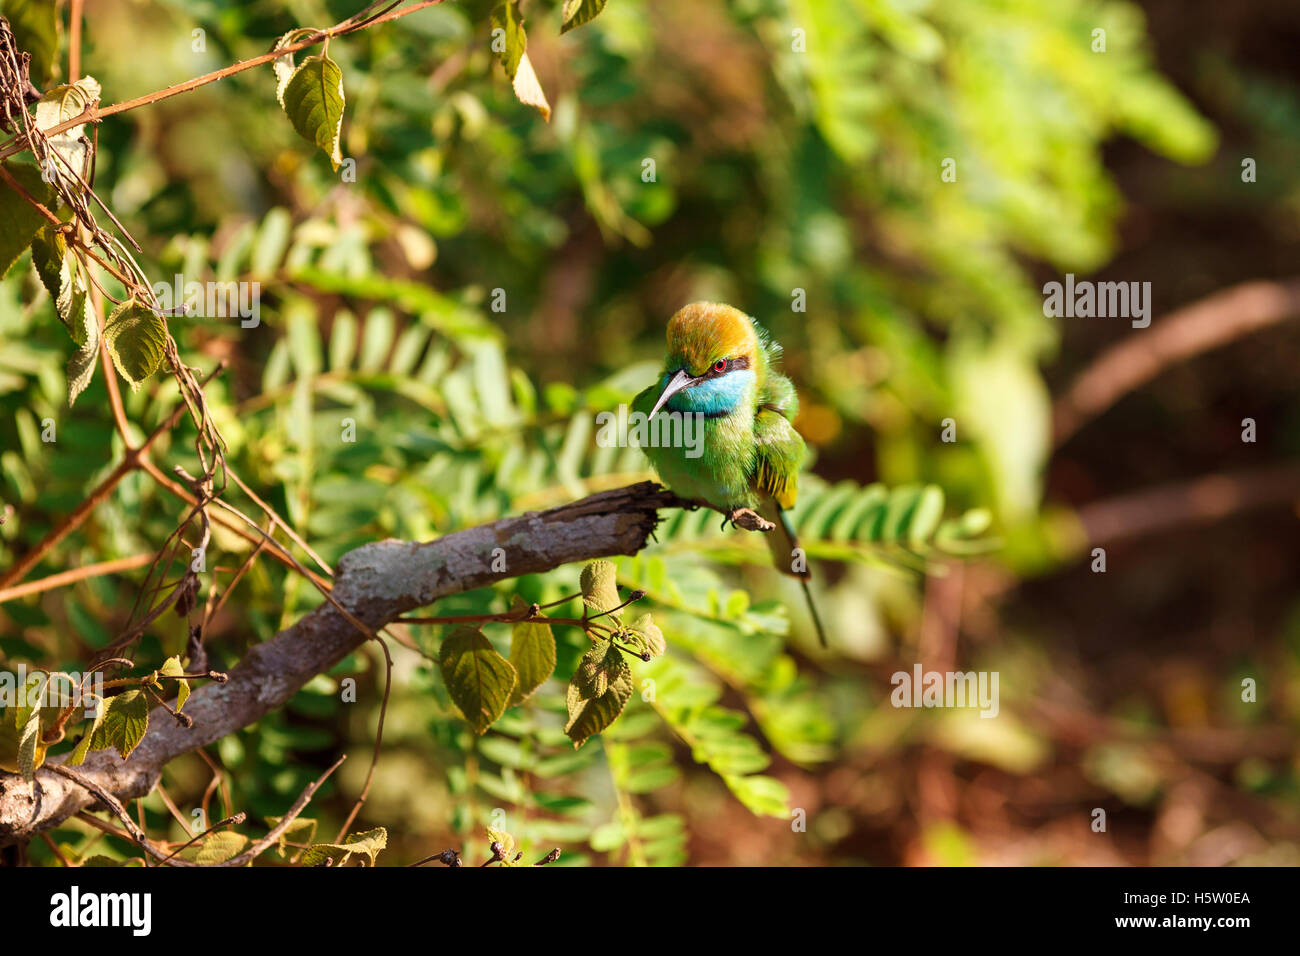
[{"left": 0, "top": 481, "right": 683, "bottom": 847}]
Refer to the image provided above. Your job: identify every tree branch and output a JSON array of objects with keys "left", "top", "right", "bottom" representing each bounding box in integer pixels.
[
  {"left": 1053, "top": 278, "right": 1300, "bottom": 446},
  {"left": 0, "top": 482, "right": 686, "bottom": 848}
]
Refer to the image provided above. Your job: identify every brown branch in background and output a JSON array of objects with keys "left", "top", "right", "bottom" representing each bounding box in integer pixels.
[
  {"left": 69, "top": 0, "right": 84, "bottom": 81},
  {"left": 0, "top": 482, "right": 682, "bottom": 847},
  {"left": 1053, "top": 278, "right": 1300, "bottom": 446},
  {"left": 0, "top": 553, "right": 153, "bottom": 604},
  {"left": 1075, "top": 464, "right": 1300, "bottom": 549}
]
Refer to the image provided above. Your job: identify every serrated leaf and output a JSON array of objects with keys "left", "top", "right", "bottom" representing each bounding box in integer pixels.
[
  {"left": 439, "top": 626, "right": 516, "bottom": 734},
  {"left": 580, "top": 559, "right": 622, "bottom": 620},
  {"left": 565, "top": 662, "right": 633, "bottom": 747},
  {"left": 281, "top": 54, "right": 346, "bottom": 170},
  {"left": 5, "top": 0, "right": 59, "bottom": 86},
  {"left": 66, "top": 690, "right": 108, "bottom": 766},
  {"left": 103, "top": 298, "right": 167, "bottom": 389},
  {"left": 574, "top": 638, "right": 627, "bottom": 700},
  {"left": 92, "top": 689, "right": 149, "bottom": 760},
  {"left": 490, "top": 1, "right": 525, "bottom": 77},
  {"left": 159, "top": 656, "right": 189, "bottom": 712},
  {"left": 181, "top": 831, "right": 249, "bottom": 866},
  {"left": 561, "top": 0, "right": 607, "bottom": 34},
  {"left": 267, "top": 815, "right": 318, "bottom": 859},
  {"left": 33, "top": 78, "right": 101, "bottom": 189},
  {"left": 508, "top": 597, "right": 555, "bottom": 705},
  {"left": 0, "top": 161, "right": 56, "bottom": 278},
  {"left": 491, "top": 2, "right": 550, "bottom": 120},
  {"left": 65, "top": 284, "right": 98, "bottom": 406},
  {"left": 30, "top": 223, "right": 67, "bottom": 302},
  {"left": 627, "top": 613, "right": 665, "bottom": 659},
  {"left": 510, "top": 51, "right": 550, "bottom": 122},
  {"left": 270, "top": 28, "right": 316, "bottom": 107},
  {"left": 17, "top": 698, "right": 43, "bottom": 781},
  {"left": 301, "top": 826, "right": 388, "bottom": 867}
]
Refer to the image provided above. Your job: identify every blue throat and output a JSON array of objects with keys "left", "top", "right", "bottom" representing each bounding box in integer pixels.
[{"left": 666, "top": 368, "right": 755, "bottom": 417}]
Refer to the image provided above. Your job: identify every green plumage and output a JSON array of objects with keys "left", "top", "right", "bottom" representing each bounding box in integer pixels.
[
  {"left": 632, "top": 307, "right": 806, "bottom": 516},
  {"left": 633, "top": 302, "right": 825, "bottom": 645}
]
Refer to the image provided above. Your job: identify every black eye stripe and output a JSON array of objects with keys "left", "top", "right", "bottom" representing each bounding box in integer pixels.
[{"left": 701, "top": 355, "right": 750, "bottom": 379}]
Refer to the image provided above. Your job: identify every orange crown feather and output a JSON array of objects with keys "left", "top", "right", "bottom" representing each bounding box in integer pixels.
[{"left": 665, "top": 302, "right": 762, "bottom": 377}]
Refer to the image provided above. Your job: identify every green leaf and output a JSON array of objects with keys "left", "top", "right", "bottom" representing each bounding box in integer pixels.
[
  {"left": 625, "top": 613, "right": 665, "bottom": 659},
  {"left": 565, "top": 658, "right": 633, "bottom": 747},
  {"left": 180, "top": 831, "right": 249, "bottom": 866},
  {"left": 281, "top": 53, "right": 346, "bottom": 170},
  {"left": 160, "top": 656, "right": 190, "bottom": 712},
  {"left": 103, "top": 298, "right": 167, "bottom": 389},
  {"left": 508, "top": 597, "right": 555, "bottom": 705},
  {"left": 0, "top": 161, "right": 55, "bottom": 278},
  {"left": 17, "top": 696, "right": 44, "bottom": 781},
  {"left": 490, "top": 1, "right": 525, "bottom": 77},
  {"left": 29, "top": 222, "right": 67, "bottom": 303},
  {"left": 4, "top": 0, "right": 59, "bottom": 86},
  {"left": 300, "top": 827, "right": 388, "bottom": 867},
  {"left": 721, "top": 773, "right": 791, "bottom": 819},
  {"left": 270, "top": 28, "right": 317, "bottom": 107},
  {"left": 580, "top": 559, "right": 622, "bottom": 620},
  {"left": 66, "top": 692, "right": 108, "bottom": 766},
  {"left": 33, "top": 78, "right": 101, "bottom": 189},
  {"left": 485, "top": 825, "right": 517, "bottom": 864},
  {"left": 573, "top": 638, "right": 624, "bottom": 699},
  {"left": 490, "top": 2, "right": 550, "bottom": 120},
  {"left": 560, "top": 0, "right": 607, "bottom": 34},
  {"left": 439, "top": 626, "right": 516, "bottom": 734},
  {"left": 92, "top": 689, "right": 149, "bottom": 760},
  {"left": 266, "top": 815, "right": 318, "bottom": 859},
  {"left": 64, "top": 280, "right": 98, "bottom": 406}
]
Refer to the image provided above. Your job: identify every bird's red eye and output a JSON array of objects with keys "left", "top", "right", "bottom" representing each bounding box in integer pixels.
[{"left": 713, "top": 358, "right": 727, "bottom": 373}]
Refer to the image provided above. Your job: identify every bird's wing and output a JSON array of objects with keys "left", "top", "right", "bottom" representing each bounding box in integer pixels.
[
  {"left": 751, "top": 407, "right": 805, "bottom": 510},
  {"left": 758, "top": 367, "right": 799, "bottom": 419}
]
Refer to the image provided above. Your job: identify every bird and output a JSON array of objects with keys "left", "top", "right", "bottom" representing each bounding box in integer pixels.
[{"left": 632, "top": 302, "right": 827, "bottom": 647}]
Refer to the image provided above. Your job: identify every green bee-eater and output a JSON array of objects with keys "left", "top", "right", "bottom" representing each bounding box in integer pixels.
[{"left": 633, "top": 302, "right": 827, "bottom": 646}]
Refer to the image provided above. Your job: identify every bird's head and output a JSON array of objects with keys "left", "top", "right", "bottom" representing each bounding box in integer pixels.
[{"left": 649, "top": 302, "right": 761, "bottom": 418}]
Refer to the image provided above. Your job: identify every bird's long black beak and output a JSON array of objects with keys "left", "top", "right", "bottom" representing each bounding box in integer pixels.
[{"left": 648, "top": 368, "right": 696, "bottom": 419}]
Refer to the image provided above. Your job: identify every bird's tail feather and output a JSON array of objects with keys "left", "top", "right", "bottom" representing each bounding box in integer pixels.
[{"left": 758, "top": 499, "right": 829, "bottom": 648}]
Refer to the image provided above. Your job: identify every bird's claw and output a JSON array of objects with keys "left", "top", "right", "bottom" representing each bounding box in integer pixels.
[{"left": 722, "top": 507, "right": 775, "bottom": 532}]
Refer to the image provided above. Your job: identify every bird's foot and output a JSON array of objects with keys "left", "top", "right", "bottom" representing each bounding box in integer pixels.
[{"left": 722, "top": 507, "right": 775, "bottom": 532}]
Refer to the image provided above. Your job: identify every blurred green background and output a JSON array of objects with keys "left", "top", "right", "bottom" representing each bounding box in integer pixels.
[{"left": 1, "top": 0, "right": 1298, "bottom": 865}]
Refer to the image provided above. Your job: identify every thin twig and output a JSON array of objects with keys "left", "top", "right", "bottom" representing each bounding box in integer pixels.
[
  {"left": 0, "top": 1, "right": 448, "bottom": 161},
  {"left": 219, "top": 756, "right": 346, "bottom": 867},
  {"left": 333, "top": 640, "right": 392, "bottom": 841}
]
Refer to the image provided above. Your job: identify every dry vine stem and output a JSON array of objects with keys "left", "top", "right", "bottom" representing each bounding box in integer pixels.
[{"left": 0, "top": 482, "right": 698, "bottom": 848}]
